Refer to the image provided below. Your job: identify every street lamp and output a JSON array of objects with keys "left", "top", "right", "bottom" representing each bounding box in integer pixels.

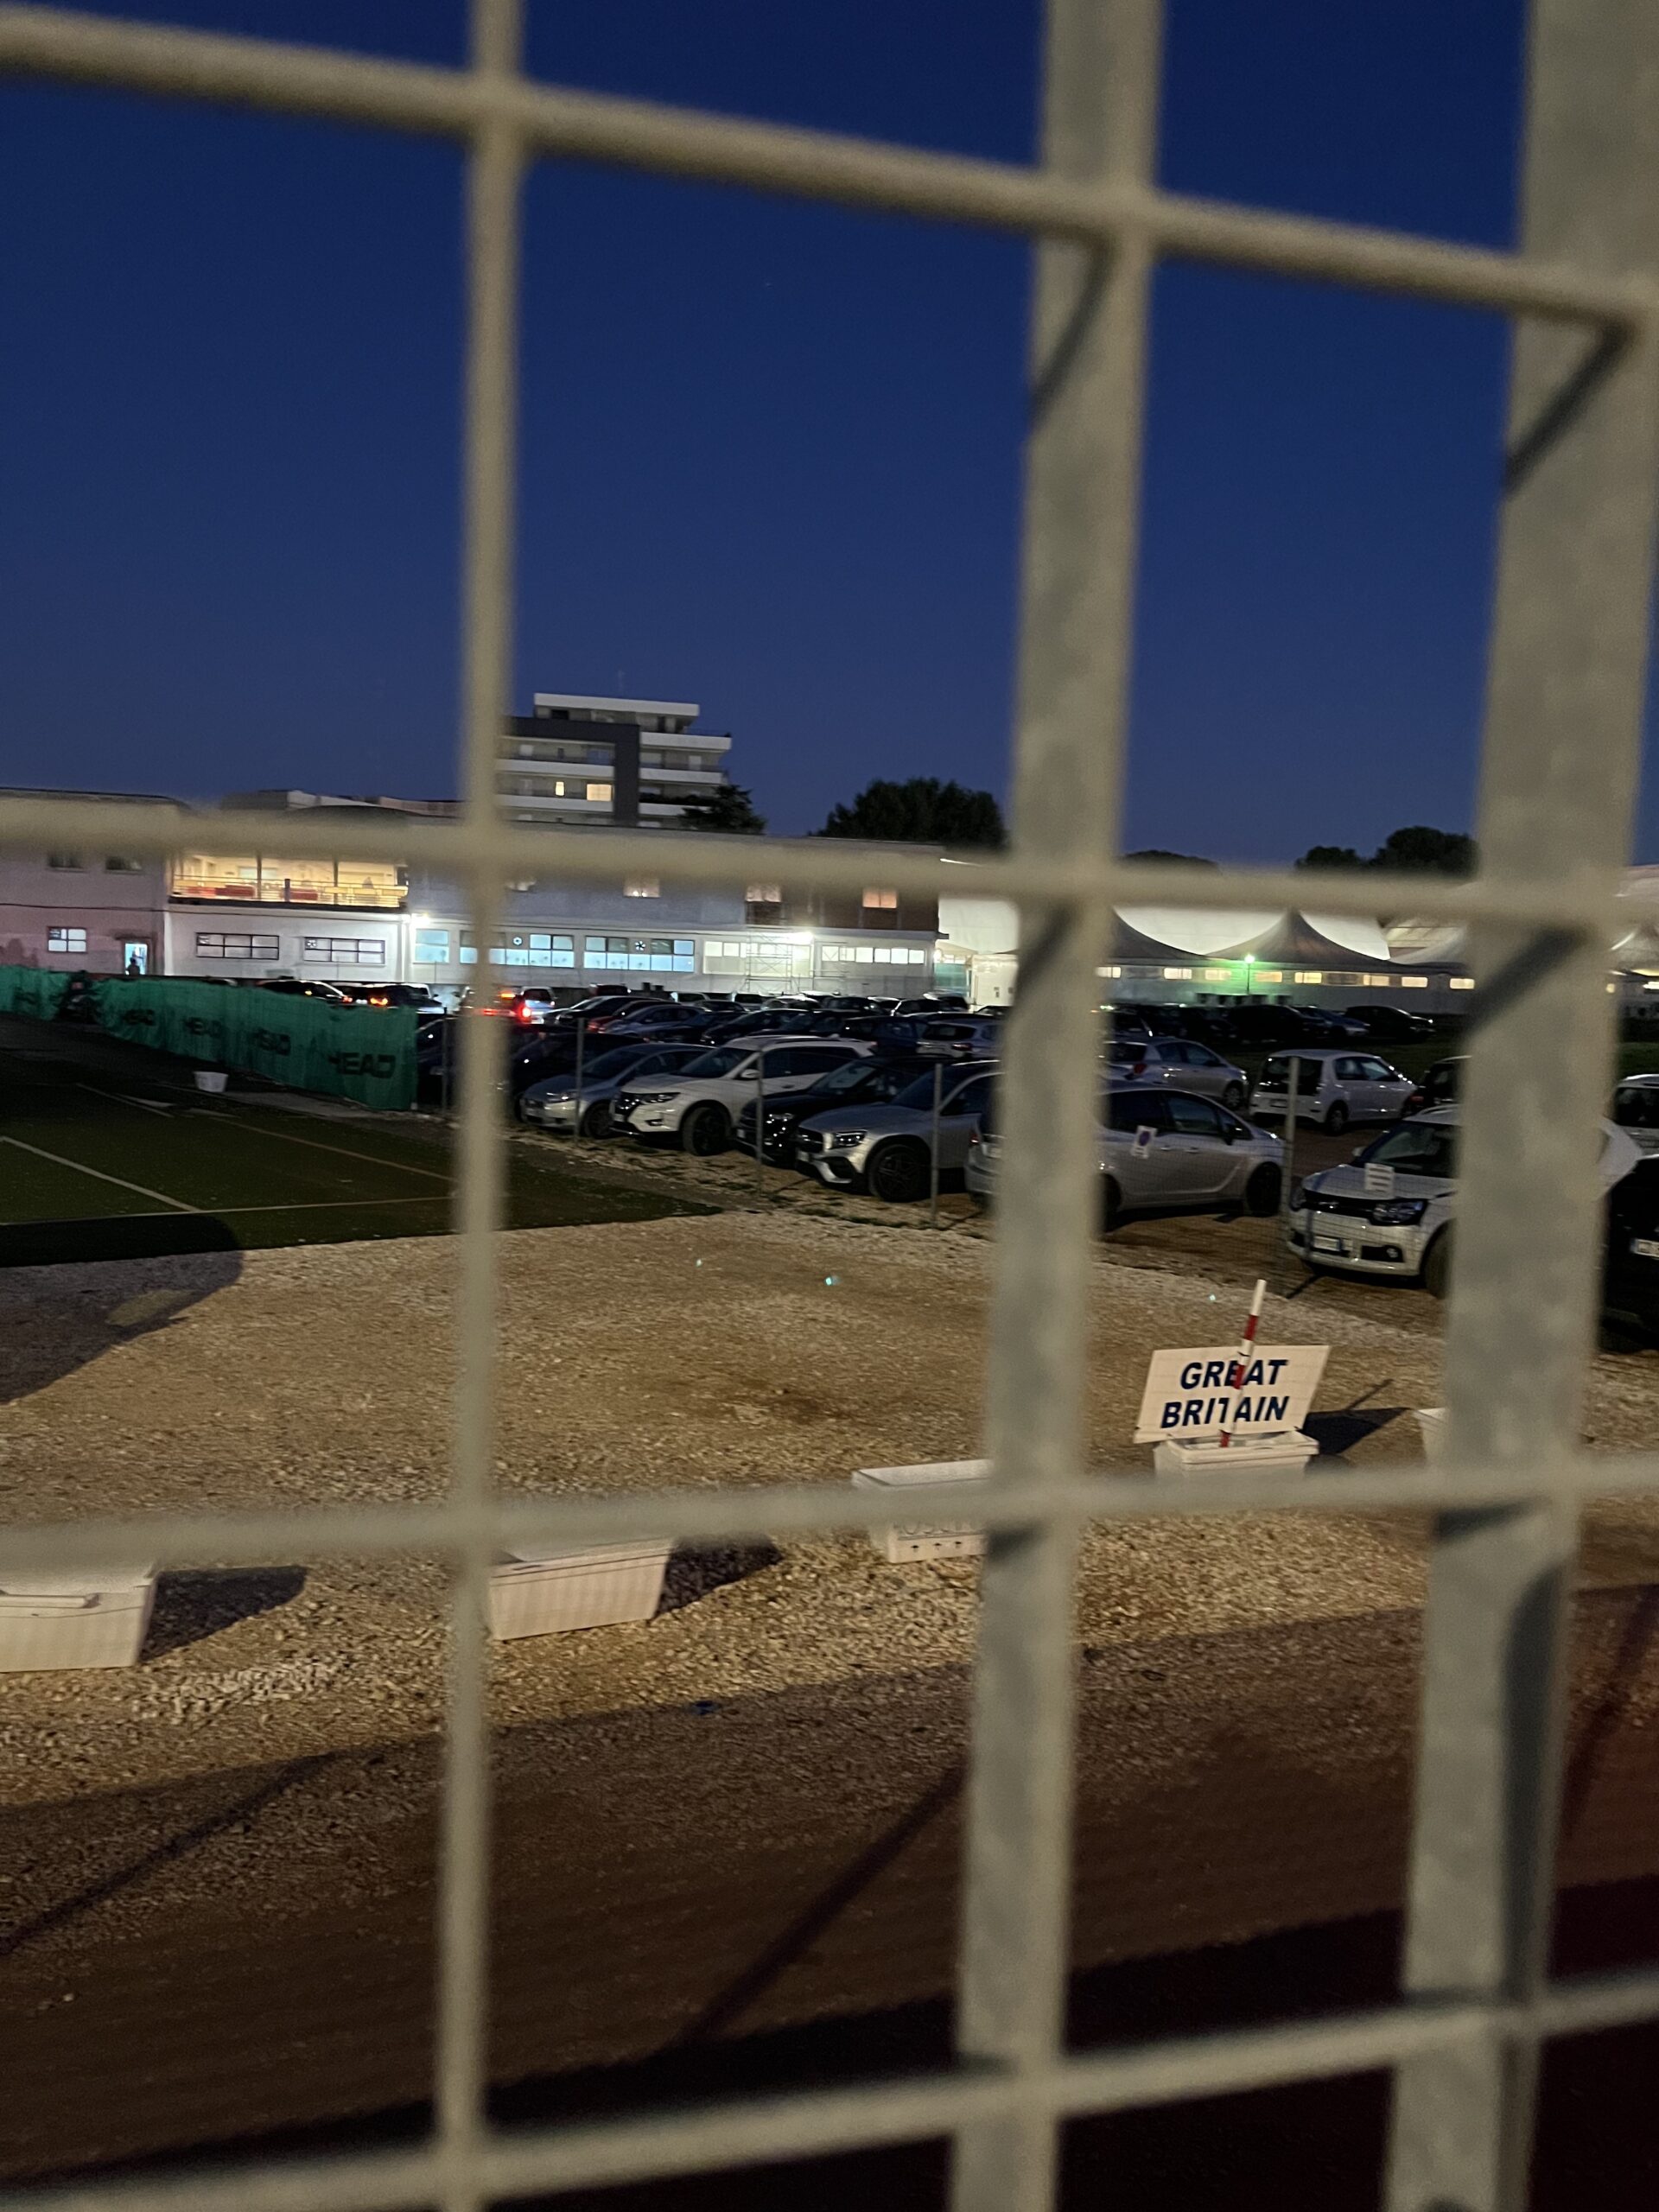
[{"left": 1242, "top": 953, "right": 1255, "bottom": 1002}]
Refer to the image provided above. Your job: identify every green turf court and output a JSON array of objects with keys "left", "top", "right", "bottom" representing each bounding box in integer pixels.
[{"left": 0, "top": 1023, "right": 704, "bottom": 1267}]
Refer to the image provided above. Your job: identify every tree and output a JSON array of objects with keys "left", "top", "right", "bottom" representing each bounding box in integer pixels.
[
  {"left": 1294, "top": 829, "right": 1475, "bottom": 875},
  {"left": 680, "top": 781, "right": 767, "bottom": 835},
  {"left": 1124, "top": 849, "right": 1217, "bottom": 868},
  {"left": 818, "top": 777, "right": 1006, "bottom": 848},
  {"left": 1370, "top": 824, "right": 1476, "bottom": 876}
]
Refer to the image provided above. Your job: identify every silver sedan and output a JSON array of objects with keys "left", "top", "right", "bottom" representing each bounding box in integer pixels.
[
  {"left": 1105, "top": 1034, "right": 1249, "bottom": 1109},
  {"left": 967, "top": 1083, "right": 1283, "bottom": 1228}
]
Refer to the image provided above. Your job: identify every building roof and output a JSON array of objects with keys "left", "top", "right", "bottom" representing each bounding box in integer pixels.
[{"left": 532, "top": 691, "right": 701, "bottom": 720}]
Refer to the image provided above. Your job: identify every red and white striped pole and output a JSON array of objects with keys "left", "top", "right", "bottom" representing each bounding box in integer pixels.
[{"left": 1217, "top": 1275, "right": 1267, "bottom": 1450}]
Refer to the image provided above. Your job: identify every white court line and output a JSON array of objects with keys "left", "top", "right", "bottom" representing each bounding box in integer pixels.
[
  {"left": 213, "top": 1194, "right": 446, "bottom": 1214},
  {"left": 0, "top": 1134, "right": 197, "bottom": 1211},
  {"left": 187, "top": 1107, "right": 454, "bottom": 1183},
  {"left": 76, "top": 1083, "right": 170, "bottom": 1116}
]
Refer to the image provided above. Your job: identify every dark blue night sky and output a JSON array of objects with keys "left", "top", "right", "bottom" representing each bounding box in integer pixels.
[{"left": 8, "top": 1, "right": 1643, "bottom": 860}]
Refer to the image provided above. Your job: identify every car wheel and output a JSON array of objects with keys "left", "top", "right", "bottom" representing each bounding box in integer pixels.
[
  {"left": 579, "top": 1099, "right": 612, "bottom": 1139},
  {"left": 1324, "top": 1101, "right": 1349, "bottom": 1135},
  {"left": 1222, "top": 1080, "right": 1245, "bottom": 1110},
  {"left": 1244, "top": 1164, "right": 1281, "bottom": 1217},
  {"left": 1101, "top": 1176, "right": 1122, "bottom": 1232},
  {"left": 1422, "top": 1231, "right": 1452, "bottom": 1300},
  {"left": 866, "top": 1139, "right": 931, "bottom": 1204},
  {"left": 682, "top": 1103, "right": 729, "bottom": 1155}
]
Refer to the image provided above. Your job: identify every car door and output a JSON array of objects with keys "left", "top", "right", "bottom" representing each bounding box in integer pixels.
[
  {"left": 935, "top": 1071, "right": 995, "bottom": 1168},
  {"left": 1104, "top": 1090, "right": 1174, "bottom": 1204},
  {"left": 1161, "top": 1091, "right": 1237, "bottom": 1198},
  {"left": 1166, "top": 1039, "right": 1225, "bottom": 1098},
  {"left": 1332, "top": 1055, "right": 1371, "bottom": 1118},
  {"left": 1360, "top": 1054, "right": 1412, "bottom": 1117},
  {"left": 759, "top": 1045, "right": 843, "bottom": 1096}
]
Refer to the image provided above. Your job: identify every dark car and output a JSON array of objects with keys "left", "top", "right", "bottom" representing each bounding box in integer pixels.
[
  {"left": 1402, "top": 1055, "right": 1465, "bottom": 1116},
  {"left": 1605, "top": 1160, "right": 1659, "bottom": 1337},
  {"left": 255, "top": 976, "right": 350, "bottom": 1004},
  {"left": 733, "top": 1055, "right": 934, "bottom": 1164},
  {"left": 1343, "top": 1005, "right": 1437, "bottom": 1043}
]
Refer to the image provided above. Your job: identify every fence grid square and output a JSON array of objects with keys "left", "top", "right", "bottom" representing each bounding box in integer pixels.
[{"left": 2, "top": 3, "right": 1658, "bottom": 2208}]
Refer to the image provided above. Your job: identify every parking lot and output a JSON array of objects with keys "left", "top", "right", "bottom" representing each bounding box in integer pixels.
[{"left": 0, "top": 1019, "right": 701, "bottom": 1265}]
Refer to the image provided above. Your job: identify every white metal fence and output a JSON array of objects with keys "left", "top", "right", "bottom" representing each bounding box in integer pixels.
[{"left": 3, "top": 2, "right": 1659, "bottom": 2208}]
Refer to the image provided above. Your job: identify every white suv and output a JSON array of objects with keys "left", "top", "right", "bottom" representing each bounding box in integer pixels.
[{"left": 614, "top": 1039, "right": 872, "bottom": 1154}]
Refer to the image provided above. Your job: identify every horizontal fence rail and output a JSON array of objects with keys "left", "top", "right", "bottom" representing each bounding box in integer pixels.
[{"left": 3, "top": 0, "right": 1658, "bottom": 2208}]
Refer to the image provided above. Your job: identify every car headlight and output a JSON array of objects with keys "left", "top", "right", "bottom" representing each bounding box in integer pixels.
[
  {"left": 630, "top": 1091, "right": 679, "bottom": 1106},
  {"left": 1288, "top": 1178, "right": 1307, "bottom": 1211},
  {"left": 1369, "top": 1198, "right": 1427, "bottom": 1225},
  {"left": 828, "top": 1130, "right": 867, "bottom": 1148}
]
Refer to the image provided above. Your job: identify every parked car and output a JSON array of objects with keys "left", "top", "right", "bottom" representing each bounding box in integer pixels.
[
  {"left": 966, "top": 1084, "right": 1283, "bottom": 1228},
  {"left": 732, "top": 1055, "right": 934, "bottom": 1165},
  {"left": 1286, "top": 1105, "right": 1642, "bottom": 1297},
  {"left": 614, "top": 1039, "right": 873, "bottom": 1153},
  {"left": 1342, "top": 1005, "right": 1438, "bottom": 1043},
  {"left": 1604, "top": 1158, "right": 1659, "bottom": 1336},
  {"left": 337, "top": 981, "right": 445, "bottom": 1013},
  {"left": 1402, "top": 1054, "right": 1465, "bottom": 1116},
  {"left": 892, "top": 995, "right": 969, "bottom": 1015},
  {"left": 1611, "top": 1072, "right": 1659, "bottom": 1155},
  {"left": 1104, "top": 1034, "right": 1249, "bottom": 1109},
  {"left": 518, "top": 1042, "right": 709, "bottom": 1135},
  {"left": 583, "top": 1002, "right": 708, "bottom": 1043},
  {"left": 1249, "top": 1047, "right": 1416, "bottom": 1133},
  {"left": 868, "top": 1014, "right": 1001, "bottom": 1059},
  {"left": 254, "top": 976, "right": 350, "bottom": 1004},
  {"left": 796, "top": 1061, "right": 997, "bottom": 1201}
]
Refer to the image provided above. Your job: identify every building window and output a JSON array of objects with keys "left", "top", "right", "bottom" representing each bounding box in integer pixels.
[
  {"left": 584, "top": 935, "right": 631, "bottom": 969},
  {"left": 302, "top": 937, "right": 387, "bottom": 965},
  {"left": 1255, "top": 969, "right": 1284, "bottom": 984},
  {"left": 47, "top": 853, "right": 83, "bottom": 871},
  {"left": 413, "top": 928, "right": 451, "bottom": 964},
  {"left": 624, "top": 878, "right": 660, "bottom": 899},
  {"left": 588, "top": 783, "right": 613, "bottom": 804},
  {"left": 1293, "top": 970, "right": 1325, "bottom": 985},
  {"left": 1162, "top": 966, "right": 1193, "bottom": 981},
  {"left": 105, "top": 855, "right": 144, "bottom": 873},
  {"left": 1399, "top": 973, "right": 1429, "bottom": 988},
  {"left": 746, "top": 882, "right": 782, "bottom": 906},
  {"left": 47, "top": 925, "right": 88, "bottom": 953},
  {"left": 862, "top": 887, "right": 899, "bottom": 910},
  {"left": 196, "top": 931, "right": 280, "bottom": 960},
  {"left": 1449, "top": 976, "right": 1475, "bottom": 991}
]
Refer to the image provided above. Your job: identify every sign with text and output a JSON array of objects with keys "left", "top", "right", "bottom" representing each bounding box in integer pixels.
[{"left": 1134, "top": 1343, "right": 1330, "bottom": 1443}]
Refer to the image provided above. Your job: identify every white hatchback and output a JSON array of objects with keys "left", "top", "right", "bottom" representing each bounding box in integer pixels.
[
  {"left": 1249, "top": 1046, "right": 1415, "bottom": 1135},
  {"left": 614, "top": 1038, "right": 873, "bottom": 1154}
]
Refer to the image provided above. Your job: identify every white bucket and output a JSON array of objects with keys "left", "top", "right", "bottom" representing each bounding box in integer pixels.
[
  {"left": 852, "top": 1459, "right": 990, "bottom": 1562},
  {"left": 194, "top": 1070, "right": 228, "bottom": 1095}
]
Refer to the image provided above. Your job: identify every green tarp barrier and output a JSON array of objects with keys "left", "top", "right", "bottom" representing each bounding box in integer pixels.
[
  {"left": 0, "top": 968, "right": 416, "bottom": 1110},
  {"left": 0, "top": 967, "right": 73, "bottom": 1021}
]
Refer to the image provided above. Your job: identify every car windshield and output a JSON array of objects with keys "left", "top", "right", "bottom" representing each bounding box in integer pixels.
[
  {"left": 807, "top": 1058, "right": 880, "bottom": 1096},
  {"left": 679, "top": 1047, "right": 747, "bottom": 1077},
  {"left": 583, "top": 1046, "right": 652, "bottom": 1080},
  {"left": 1357, "top": 1122, "right": 1459, "bottom": 1179}
]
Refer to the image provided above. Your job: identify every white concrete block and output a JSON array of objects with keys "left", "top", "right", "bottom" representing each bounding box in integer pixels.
[
  {"left": 1152, "top": 1429, "right": 1317, "bottom": 1479},
  {"left": 486, "top": 1540, "right": 671, "bottom": 1639},
  {"left": 852, "top": 1459, "right": 989, "bottom": 1563},
  {"left": 0, "top": 1567, "right": 157, "bottom": 1672}
]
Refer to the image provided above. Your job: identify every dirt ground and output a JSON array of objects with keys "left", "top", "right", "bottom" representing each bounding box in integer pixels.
[{"left": 4, "top": 1211, "right": 1659, "bottom": 2177}]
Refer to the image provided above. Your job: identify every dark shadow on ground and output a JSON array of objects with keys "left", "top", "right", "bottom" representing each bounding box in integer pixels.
[
  {"left": 0, "top": 1215, "right": 244, "bottom": 1270},
  {"left": 658, "top": 1541, "right": 782, "bottom": 1615},
  {"left": 143, "top": 1567, "right": 308, "bottom": 1660},
  {"left": 0, "top": 1249, "right": 244, "bottom": 1402}
]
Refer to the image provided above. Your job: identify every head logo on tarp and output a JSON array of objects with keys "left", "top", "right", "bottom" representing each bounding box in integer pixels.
[{"left": 1134, "top": 1344, "right": 1330, "bottom": 1442}]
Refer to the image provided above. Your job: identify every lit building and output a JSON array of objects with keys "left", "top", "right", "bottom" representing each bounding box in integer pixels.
[
  {"left": 0, "top": 788, "right": 181, "bottom": 976},
  {"left": 499, "top": 693, "right": 733, "bottom": 830}
]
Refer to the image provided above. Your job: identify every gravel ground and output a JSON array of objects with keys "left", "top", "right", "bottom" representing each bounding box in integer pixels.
[{"left": 3, "top": 1208, "right": 1659, "bottom": 1821}]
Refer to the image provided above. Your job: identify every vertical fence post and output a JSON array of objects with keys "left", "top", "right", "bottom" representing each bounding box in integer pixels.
[
  {"left": 950, "top": 6, "right": 1163, "bottom": 2209},
  {"left": 1388, "top": 4, "right": 1659, "bottom": 2207},
  {"left": 573, "top": 1007, "right": 585, "bottom": 1138},
  {"left": 1275, "top": 1054, "right": 1300, "bottom": 1282},
  {"left": 754, "top": 1051, "right": 766, "bottom": 1192},
  {"left": 930, "top": 1060, "right": 944, "bottom": 1226}
]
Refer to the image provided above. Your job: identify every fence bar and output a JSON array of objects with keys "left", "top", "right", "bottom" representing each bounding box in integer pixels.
[
  {"left": 1387, "top": 3, "right": 1659, "bottom": 2207},
  {"left": 2, "top": 5, "right": 1654, "bottom": 334},
  {"left": 433, "top": 7, "right": 524, "bottom": 2207},
  {"left": 950, "top": 6, "right": 1161, "bottom": 2208}
]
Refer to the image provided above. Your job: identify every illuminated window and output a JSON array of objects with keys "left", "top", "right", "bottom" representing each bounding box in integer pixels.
[
  {"left": 587, "top": 783, "right": 613, "bottom": 804},
  {"left": 47, "top": 925, "right": 87, "bottom": 952},
  {"left": 1449, "top": 976, "right": 1476, "bottom": 991},
  {"left": 1162, "top": 966, "right": 1192, "bottom": 980},
  {"left": 413, "top": 929, "right": 450, "bottom": 964},
  {"left": 1255, "top": 969, "right": 1283, "bottom": 983},
  {"left": 1294, "top": 970, "right": 1325, "bottom": 985},
  {"left": 746, "top": 882, "right": 782, "bottom": 905},
  {"left": 624, "top": 878, "right": 660, "bottom": 898},
  {"left": 1399, "top": 974, "right": 1429, "bottom": 988},
  {"left": 862, "top": 887, "right": 899, "bottom": 910}
]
